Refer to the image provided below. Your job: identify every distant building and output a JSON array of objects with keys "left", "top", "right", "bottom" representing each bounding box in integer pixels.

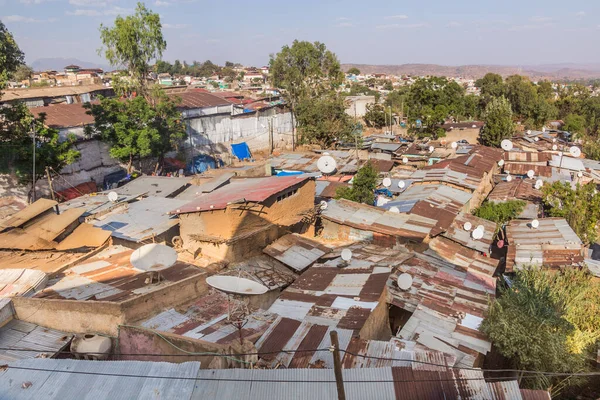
[
  {"left": 344, "top": 95, "right": 376, "bottom": 118},
  {"left": 64, "top": 64, "right": 80, "bottom": 74}
]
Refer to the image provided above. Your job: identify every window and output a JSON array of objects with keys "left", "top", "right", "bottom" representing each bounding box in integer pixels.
[{"left": 276, "top": 188, "right": 299, "bottom": 202}]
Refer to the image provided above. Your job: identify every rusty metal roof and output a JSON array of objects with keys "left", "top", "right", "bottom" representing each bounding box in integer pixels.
[
  {"left": 0, "top": 269, "right": 48, "bottom": 298},
  {"left": 321, "top": 199, "right": 436, "bottom": 241},
  {"left": 503, "top": 163, "right": 553, "bottom": 177},
  {"left": 169, "top": 91, "right": 233, "bottom": 109},
  {"left": 427, "top": 237, "right": 499, "bottom": 277},
  {"left": 486, "top": 179, "right": 542, "bottom": 204},
  {"left": 503, "top": 151, "right": 552, "bottom": 163},
  {"left": 263, "top": 234, "right": 331, "bottom": 273},
  {"left": 387, "top": 252, "right": 495, "bottom": 367},
  {"left": 31, "top": 102, "right": 96, "bottom": 128},
  {"left": 0, "top": 318, "right": 71, "bottom": 362},
  {"left": 441, "top": 213, "right": 496, "bottom": 254},
  {"left": 0, "top": 83, "right": 107, "bottom": 102},
  {"left": 34, "top": 245, "right": 204, "bottom": 302},
  {"left": 315, "top": 180, "right": 349, "bottom": 199},
  {"left": 424, "top": 146, "right": 502, "bottom": 184},
  {"left": 270, "top": 151, "right": 359, "bottom": 174},
  {"left": 171, "top": 176, "right": 311, "bottom": 214},
  {"left": 219, "top": 255, "right": 298, "bottom": 290},
  {"left": 411, "top": 169, "right": 479, "bottom": 191},
  {"left": 505, "top": 218, "right": 584, "bottom": 271}
]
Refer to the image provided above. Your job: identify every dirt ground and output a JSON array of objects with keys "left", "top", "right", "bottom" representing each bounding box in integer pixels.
[{"left": 440, "top": 128, "right": 481, "bottom": 144}]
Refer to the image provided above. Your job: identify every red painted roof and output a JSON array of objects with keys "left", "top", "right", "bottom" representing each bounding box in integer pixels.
[{"left": 171, "top": 175, "right": 311, "bottom": 214}]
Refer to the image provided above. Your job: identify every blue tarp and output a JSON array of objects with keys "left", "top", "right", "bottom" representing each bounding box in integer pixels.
[
  {"left": 188, "top": 154, "right": 221, "bottom": 174},
  {"left": 375, "top": 188, "right": 393, "bottom": 197},
  {"left": 275, "top": 170, "right": 304, "bottom": 176},
  {"left": 231, "top": 142, "right": 251, "bottom": 161}
]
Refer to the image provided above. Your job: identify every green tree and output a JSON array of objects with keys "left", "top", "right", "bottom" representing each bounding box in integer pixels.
[
  {"left": 463, "top": 94, "right": 479, "bottom": 120},
  {"left": 542, "top": 181, "right": 600, "bottom": 244},
  {"left": 475, "top": 73, "right": 505, "bottom": 99},
  {"left": 294, "top": 93, "right": 352, "bottom": 148},
  {"left": 154, "top": 60, "right": 172, "bottom": 74},
  {"left": 0, "top": 20, "right": 24, "bottom": 92},
  {"left": 269, "top": 40, "right": 343, "bottom": 148},
  {"left": 225, "top": 61, "right": 234, "bottom": 68},
  {"left": 480, "top": 96, "right": 514, "bottom": 147},
  {"left": 98, "top": 2, "right": 166, "bottom": 97},
  {"left": 85, "top": 92, "right": 186, "bottom": 173},
  {"left": 481, "top": 267, "right": 599, "bottom": 393},
  {"left": 562, "top": 113, "right": 585, "bottom": 136},
  {"left": 12, "top": 64, "right": 33, "bottom": 82},
  {"left": 363, "top": 103, "right": 388, "bottom": 129},
  {"left": 504, "top": 75, "right": 538, "bottom": 120},
  {"left": 335, "top": 161, "right": 378, "bottom": 205},
  {"left": 536, "top": 80, "right": 554, "bottom": 101},
  {"left": 172, "top": 59, "right": 182, "bottom": 75},
  {"left": 473, "top": 200, "right": 526, "bottom": 230},
  {"left": 346, "top": 67, "right": 360, "bottom": 75}
]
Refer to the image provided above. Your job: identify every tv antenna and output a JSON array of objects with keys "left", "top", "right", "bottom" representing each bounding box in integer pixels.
[
  {"left": 535, "top": 179, "right": 543, "bottom": 190},
  {"left": 527, "top": 170, "right": 535, "bottom": 179},
  {"left": 569, "top": 146, "right": 581, "bottom": 157},
  {"left": 317, "top": 155, "right": 337, "bottom": 175},
  {"left": 463, "top": 222, "right": 472, "bottom": 231},
  {"left": 451, "top": 142, "right": 457, "bottom": 149},
  {"left": 107, "top": 191, "right": 119, "bottom": 203},
  {"left": 396, "top": 273, "right": 413, "bottom": 291},
  {"left": 130, "top": 243, "right": 178, "bottom": 284},
  {"left": 531, "top": 219, "right": 539, "bottom": 229},
  {"left": 402, "top": 157, "right": 409, "bottom": 164},
  {"left": 382, "top": 177, "right": 392, "bottom": 187},
  {"left": 501, "top": 139, "right": 513, "bottom": 151},
  {"left": 398, "top": 180, "right": 406, "bottom": 189}
]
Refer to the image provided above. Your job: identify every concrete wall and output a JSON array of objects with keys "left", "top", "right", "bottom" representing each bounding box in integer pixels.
[
  {"left": 358, "top": 289, "right": 392, "bottom": 341},
  {"left": 12, "top": 272, "right": 210, "bottom": 336},
  {"left": 117, "top": 325, "right": 256, "bottom": 368},
  {"left": 184, "top": 108, "right": 294, "bottom": 156},
  {"left": 345, "top": 96, "right": 376, "bottom": 118}
]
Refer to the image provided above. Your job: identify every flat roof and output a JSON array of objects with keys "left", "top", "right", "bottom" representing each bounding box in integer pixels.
[{"left": 1, "top": 84, "right": 108, "bottom": 102}]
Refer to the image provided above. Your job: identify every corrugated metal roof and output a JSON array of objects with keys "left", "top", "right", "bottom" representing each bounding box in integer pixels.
[
  {"left": 175, "top": 173, "right": 234, "bottom": 200},
  {"left": 31, "top": 102, "right": 96, "bottom": 128},
  {"left": 506, "top": 218, "right": 584, "bottom": 271},
  {"left": 113, "top": 176, "right": 191, "bottom": 198},
  {"left": 1, "top": 83, "right": 107, "bottom": 102},
  {"left": 503, "top": 163, "right": 553, "bottom": 177},
  {"left": 34, "top": 245, "right": 203, "bottom": 302},
  {"left": 270, "top": 151, "right": 359, "bottom": 174},
  {"left": 371, "top": 142, "right": 402, "bottom": 152},
  {"left": 321, "top": 199, "right": 436, "bottom": 241},
  {"left": 170, "top": 90, "right": 233, "bottom": 109},
  {"left": 441, "top": 213, "right": 495, "bottom": 254},
  {"left": 487, "top": 179, "right": 542, "bottom": 204},
  {"left": 172, "top": 176, "right": 310, "bottom": 214},
  {"left": 549, "top": 154, "right": 585, "bottom": 171},
  {"left": 58, "top": 193, "right": 140, "bottom": 218},
  {"left": 91, "top": 196, "right": 187, "bottom": 242},
  {"left": 0, "top": 359, "right": 550, "bottom": 399},
  {"left": 0, "top": 269, "right": 48, "bottom": 298},
  {"left": 503, "top": 151, "right": 552, "bottom": 163},
  {"left": 427, "top": 237, "right": 499, "bottom": 277},
  {"left": 263, "top": 234, "right": 331, "bottom": 272}
]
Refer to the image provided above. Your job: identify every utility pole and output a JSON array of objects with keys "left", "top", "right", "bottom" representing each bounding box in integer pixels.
[
  {"left": 330, "top": 330, "right": 346, "bottom": 400},
  {"left": 45, "top": 167, "right": 56, "bottom": 201},
  {"left": 31, "top": 122, "right": 36, "bottom": 203}
]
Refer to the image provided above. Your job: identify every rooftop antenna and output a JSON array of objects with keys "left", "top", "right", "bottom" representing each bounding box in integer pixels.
[
  {"left": 130, "top": 243, "right": 178, "bottom": 284},
  {"left": 451, "top": 142, "right": 458, "bottom": 149},
  {"left": 402, "top": 157, "right": 409, "bottom": 164},
  {"left": 531, "top": 219, "right": 539, "bottom": 229},
  {"left": 317, "top": 155, "right": 337, "bottom": 175},
  {"left": 501, "top": 139, "right": 514, "bottom": 151},
  {"left": 382, "top": 177, "right": 392, "bottom": 187},
  {"left": 428, "top": 145, "right": 435, "bottom": 153},
  {"left": 498, "top": 159, "right": 505, "bottom": 167},
  {"left": 569, "top": 146, "right": 581, "bottom": 158},
  {"left": 341, "top": 249, "right": 353, "bottom": 261},
  {"left": 472, "top": 228, "right": 484, "bottom": 240},
  {"left": 398, "top": 180, "right": 406, "bottom": 189},
  {"left": 463, "top": 221, "right": 472, "bottom": 231},
  {"left": 396, "top": 273, "right": 413, "bottom": 291},
  {"left": 107, "top": 191, "right": 119, "bottom": 203},
  {"left": 527, "top": 170, "right": 535, "bottom": 179},
  {"left": 319, "top": 200, "right": 328, "bottom": 210},
  {"left": 552, "top": 144, "right": 558, "bottom": 151},
  {"left": 506, "top": 174, "right": 512, "bottom": 182},
  {"left": 535, "top": 179, "right": 543, "bottom": 190}
]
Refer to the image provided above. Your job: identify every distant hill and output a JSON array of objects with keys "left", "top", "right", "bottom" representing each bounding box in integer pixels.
[
  {"left": 341, "top": 63, "right": 600, "bottom": 81},
  {"left": 31, "top": 58, "right": 112, "bottom": 72}
]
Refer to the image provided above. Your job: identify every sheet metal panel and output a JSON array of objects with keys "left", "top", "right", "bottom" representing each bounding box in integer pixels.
[{"left": 0, "top": 199, "right": 57, "bottom": 231}]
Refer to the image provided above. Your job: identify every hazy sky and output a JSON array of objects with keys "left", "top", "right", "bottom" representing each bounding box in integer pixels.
[{"left": 2, "top": 0, "right": 600, "bottom": 67}]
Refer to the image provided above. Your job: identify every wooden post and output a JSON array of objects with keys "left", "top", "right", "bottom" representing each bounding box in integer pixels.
[{"left": 330, "top": 330, "right": 346, "bottom": 400}]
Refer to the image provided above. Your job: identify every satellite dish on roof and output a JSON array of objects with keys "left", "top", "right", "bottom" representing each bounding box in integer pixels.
[
  {"left": 320, "top": 200, "right": 328, "bottom": 210},
  {"left": 569, "top": 146, "right": 581, "bottom": 157},
  {"left": 451, "top": 142, "right": 458, "bottom": 149},
  {"left": 396, "top": 273, "right": 413, "bottom": 291},
  {"left": 382, "top": 177, "right": 392, "bottom": 187},
  {"left": 402, "top": 157, "right": 409, "bottom": 164},
  {"left": 577, "top": 170, "right": 583, "bottom": 178},
  {"left": 389, "top": 206, "right": 400, "bottom": 213},
  {"left": 206, "top": 276, "right": 268, "bottom": 295},
  {"left": 323, "top": 152, "right": 330, "bottom": 156},
  {"left": 506, "top": 174, "right": 512, "bottom": 182},
  {"left": 317, "top": 155, "right": 337, "bottom": 175},
  {"left": 472, "top": 228, "right": 484, "bottom": 240},
  {"left": 552, "top": 144, "right": 558, "bottom": 151},
  {"left": 429, "top": 146, "right": 435, "bottom": 153},
  {"left": 531, "top": 219, "right": 540, "bottom": 229},
  {"left": 341, "top": 249, "right": 353, "bottom": 261},
  {"left": 498, "top": 159, "right": 505, "bottom": 167},
  {"left": 501, "top": 139, "right": 514, "bottom": 151},
  {"left": 535, "top": 179, "right": 543, "bottom": 189},
  {"left": 108, "top": 191, "right": 118, "bottom": 203},
  {"left": 477, "top": 225, "right": 485, "bottom": 232},
  {"left": 527, "top": 170, "right": 535, "bottom": 179},
  {"left": 527, "top": 130, "right": 532, "bottom": 134},
  {"left": 398, "top": 180, "right": 406, "bottom": 189},
  {"left": 464, "top": 222, "right": 472, "bottom": 231},
  {"left": 534, "top": 137, "right": 539, "bottom": 142},
  {"left": 130, "top": 243, "right": 177, "bottom": 272}
]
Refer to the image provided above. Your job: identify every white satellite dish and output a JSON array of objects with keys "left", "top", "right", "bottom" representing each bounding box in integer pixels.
[
  {"left": 527, "top": 130, "right": 532, "bottom": 134},
  {"left": 472, "top": 228, "right": 484, "bottom": 240},
  {"left": 569, "top": 146, "right": 581, "bottom": 157},
  {"left": 389, "top": 206, "right": 400, "bottom": 213},
  {"left": 382, "top": 177, "right": 392, "bottom": 187},
  {"left": 320, "top": 200, "right": 328, "bottom": 210},
  {"left": 577, "top": 171, "right": 583, "bottom": 178},
  {"left": 552, "top": 138, "right": 557, "bottom": 143},
  {"left": 341, "top": 249, "right": 353, "bottom": 261},
  {"left": 107, "top": 191, "right": 119, "bottom": 203},
  {"left": 402, "top": 157, "right": 409, "bottom": 164},
  {"left": 552, "top": 144, "right": 558, "bottom": 151},
  {"left": 527, "top": 170, "right": 535, "bottom": 179},
  {"left": 535, "top": 179, "right": 543, "bottom": 189},
  {"left": 398, "top": 180, "right": 406, "bottom": 189},
  {"left": 323, "top": 152, "right": 330, "bottom": 156},
  {"left": 531, "top": 219, "right": 540, "bottom": 229},
  {"left": 397, "top": 273, "right": 413, "bottom": 291},
  {"left": 476, "top": 225, "right": 485, "bottom": 233},
  {"left": 464, "top": 222, "right": 472, "bottom": 231},
  {"left": 472, "top": 124, "right": 477, "bottom": 128},
  {"left": 534, "top": 137, "right": 539, "bottom": 142},
  {"left": 130, "top": 243, "right": 177, "bottom": 272},
  {"left": 501, "top": 139, "right": 514, "bottom": 151},
  {"left": 506, "top": 174, "right": 512, "bottom": 182},
  {"left": 451, "top": 142, "right": 458, "bottom": 149},
  {"left": 428, "top": 146, "right": 435, "bottom": 153},
  {"left": 317, "top": 155, "right": 337, "bottom": 174},
  {"left": 206, "top": 276, "right": 268, "bottom": 295},
  {"left": 498, "top": 159, "right": 505, "bottom": 167}
]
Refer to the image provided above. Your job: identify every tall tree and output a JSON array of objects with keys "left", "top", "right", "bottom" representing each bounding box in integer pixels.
[
  {"left": 363, "top": 103, "right": 388, "bottom": 129},
  {"left": 98, "top": 2, "right": 166, "bottom": 97},
  {"left": 172, "top": 59, "right": 182, "bottom": 75},
  {"left": 269, "top": 40, "right": 343, "bottom": 148},
  {"left": 12, "top": 64, "right": 33, "bottom": 83},
  {"left": 335, "top": 161, "right": 378, "bottom": 205},
  {"left": 0, "top": 20, "right": 24, "bottom": 93},
  {"left": 294, "top": 93, "right": 352, "bottom": 148},
  {"left": 504, "top": 75, "right": 538, "bottom": 120},
  {"left": 480, "top": 96, "right": 514, "bottom": 147}
]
